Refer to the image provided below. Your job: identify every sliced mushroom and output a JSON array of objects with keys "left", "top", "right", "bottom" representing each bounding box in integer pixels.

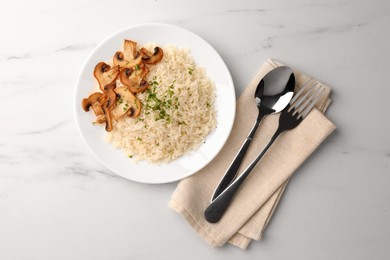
[
  {"left": 119, "top": 65, "right": 149, "bottom": 93},
  {"left": 113, "top": 40, "right": 142, "bottom": 68},
  {"left": 94, "top": 62, "right": 119, "bottom": 91},
  {"left": 111, "top": 87, "right": 142, "bottom": 120},
  {"left": 96, "top": 85, "right": 118, "bottom": 132},
  {"left": 104, "top": 89, "right": 117, "bottom": 109},
  {"left": 102, "top": 106, "right": 113, "bottom": 132},
  {"left": 138, "top": 80, "right": 150, "bottom": 92},
  {"left": 81, "top": 92, "right": 102, "bottom": 112},
  {"left": 140, "top": 47, "right": 153, "bottom": 58},
  {"left": 91, "top": 101, "right": 104, "bottom": 116},
  {"left": 95, "top": 114, "right": 106, "bottom": 124},
  {"left": 98, "top": 90, "right": 116, "bottom": 109},
  {"left": 84, "top": 39, "right": 164, "bottom": 132},
  {"left": 140, "top": 46, "right": 163, "bottom": 64},
  {"left": 103, "top": 81, "right": 116, "bottom": 91}
]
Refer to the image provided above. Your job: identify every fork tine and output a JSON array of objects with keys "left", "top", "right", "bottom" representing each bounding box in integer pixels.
[
  {"left": 288, "top": 77, "right": 327, "bottom": 119},
  {"left": 288, "top": 80, "right": 318, "bottom": 114},
  {"left": 292, "top": 82, "right": 319, "bottom": 112},
  {"left": 295, "top": 83, "right": 322, "bottom": 115},
  {"left": 299, "top": 85, "right": 326, "bottom": 118},
  {"left": 289, "top": 78, "right": 314, "bottom": 105}
]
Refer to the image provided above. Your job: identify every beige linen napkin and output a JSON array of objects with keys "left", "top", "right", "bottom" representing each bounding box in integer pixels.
[{"left": 169, "top": 59, "right": 336, "bottom": 249}]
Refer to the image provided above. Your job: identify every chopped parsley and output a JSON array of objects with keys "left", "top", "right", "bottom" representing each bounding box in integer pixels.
[
  {"left": 123, "top": 102, "right": 129, "bottom": 112},
  {"left": 188, "top": 67, "right": 194, "bottom": 75},
  {"left": 144, "top": 80, "right": 180, "bottom": 122}
]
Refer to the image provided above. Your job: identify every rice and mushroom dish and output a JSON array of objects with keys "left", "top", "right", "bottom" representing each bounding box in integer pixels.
[{"left": 81, "top": 40, "right": 216, "bottom": 163}]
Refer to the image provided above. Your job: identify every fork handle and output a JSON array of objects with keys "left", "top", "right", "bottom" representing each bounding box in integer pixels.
[
  {"left": 211, "top": 108, "right": 271, "bottom": 201},
  {"left": 204, "top": 128, "right": 284, "bottom": 223}
]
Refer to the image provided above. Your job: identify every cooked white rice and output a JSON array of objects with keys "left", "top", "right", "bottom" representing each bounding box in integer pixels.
[{"left": 106, "top": 45, "right": 216, "bottom": 162}]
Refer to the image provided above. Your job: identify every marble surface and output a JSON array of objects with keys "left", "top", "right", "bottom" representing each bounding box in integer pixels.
[{"left": 1, "top": 0, "right": 390, "bottom": 259}]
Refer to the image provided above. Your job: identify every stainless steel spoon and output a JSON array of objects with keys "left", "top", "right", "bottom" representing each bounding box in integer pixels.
[{"left": 210, "top": 66, "right": 295, "bottom": 202}]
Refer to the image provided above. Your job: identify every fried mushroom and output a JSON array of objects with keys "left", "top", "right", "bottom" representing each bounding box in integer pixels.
[
  {"left": 119, "top": 65, "right": 149, "bottom": 93},
  {"left": 102, "top": 106, "right": 113, "bottom": 132},
  {"left": 140, "top": 46, "right": 163, "bottom": 64},
  {"left": 81, "top": 92, "right": 103, "bottom": 112},
  {"left": 95, "top": 114, "right": 106, "bottom": 124},
  {"left": 83, "top": 39, "right": 165, "bottom": 132},
  {"left": 111, "top": 87, "right": 142, "bottom": 120},
  {"left": 93, "top": 62, "right": 119, "bottom": 91},
  {"left": 101, "top": 89, "right": 117, "bottom": 109},
  {"left": 113, "top": 40, "right": 142, "bottom": 68}
]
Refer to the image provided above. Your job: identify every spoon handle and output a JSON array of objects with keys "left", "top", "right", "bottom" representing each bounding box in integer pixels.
[
  {"left": 211, "top": 107, "right": 271, "bottom": 201},
  {"left": 204, "top": 127, "right": 284, "bottom": 223}
]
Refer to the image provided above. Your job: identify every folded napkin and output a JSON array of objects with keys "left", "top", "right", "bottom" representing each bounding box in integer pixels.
[{"left": 169, "top": 59, "right": 336, "bottom": 249}]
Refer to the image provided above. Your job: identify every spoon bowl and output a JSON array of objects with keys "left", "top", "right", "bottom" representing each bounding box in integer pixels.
[{"left": 255, "top": 66, "right": 295, "bottom": 113}]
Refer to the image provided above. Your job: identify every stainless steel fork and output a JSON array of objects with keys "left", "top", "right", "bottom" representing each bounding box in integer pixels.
[{"left": 204, "top": 80, "right": 327, "bottom": 223}]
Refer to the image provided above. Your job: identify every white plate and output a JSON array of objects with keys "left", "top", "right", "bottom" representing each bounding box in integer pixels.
[{"left": 74, "top": 23, "right": 236, "bottom": 184}]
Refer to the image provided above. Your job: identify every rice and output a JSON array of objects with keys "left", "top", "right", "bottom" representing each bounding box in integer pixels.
[{"left": 106, "top": 45, "right": 216, "bottom": 162}]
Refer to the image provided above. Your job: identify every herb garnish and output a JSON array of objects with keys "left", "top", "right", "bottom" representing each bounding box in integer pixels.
[{"left": 144, "top": 80, "right": 180, "bottom": 122}]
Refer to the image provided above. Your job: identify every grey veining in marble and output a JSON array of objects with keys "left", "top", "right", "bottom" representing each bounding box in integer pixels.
[{"left": 1, "top": 0, "right": 390, "bottom": 259}]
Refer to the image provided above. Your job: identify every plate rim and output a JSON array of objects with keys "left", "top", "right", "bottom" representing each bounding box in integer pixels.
[{"left": 74, "top": 23, "right": 236, "bottom": 184}]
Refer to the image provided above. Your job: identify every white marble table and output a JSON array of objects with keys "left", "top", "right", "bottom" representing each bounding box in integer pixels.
[{"left": 1, "top": 0, "right": 390, "bottom": 259}]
